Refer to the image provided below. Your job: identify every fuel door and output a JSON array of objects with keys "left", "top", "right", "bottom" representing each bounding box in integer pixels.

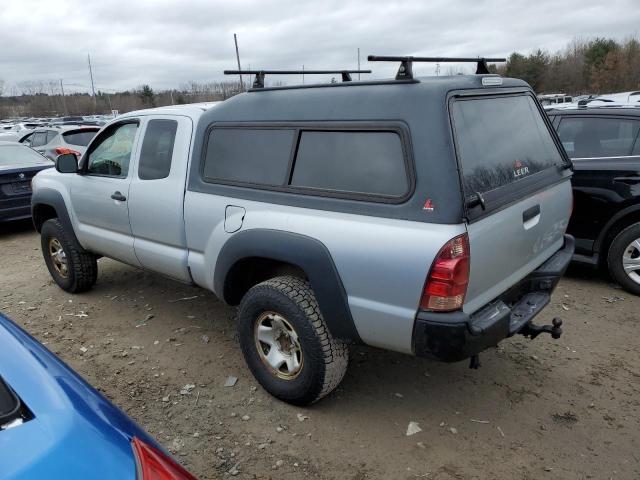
[{"left": 224, "top": 205, "right": 246, "bottom": 233}]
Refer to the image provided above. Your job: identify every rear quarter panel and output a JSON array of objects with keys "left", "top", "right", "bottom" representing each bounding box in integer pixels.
[{"left": 185, "top": 192, "right": 465, "bottom": 354}]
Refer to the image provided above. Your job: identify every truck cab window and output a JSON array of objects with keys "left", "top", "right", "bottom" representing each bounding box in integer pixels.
[
  {"left": 138, "top": 119, "right": 178, "bottom": 180},
  {"left": 86, "top": 123, "right": 138, "bottom": 177}
]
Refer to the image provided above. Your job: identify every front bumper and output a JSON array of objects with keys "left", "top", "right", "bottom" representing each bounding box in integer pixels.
[{"left": 412, "top": 234, "right": 575, "bottom": 362}]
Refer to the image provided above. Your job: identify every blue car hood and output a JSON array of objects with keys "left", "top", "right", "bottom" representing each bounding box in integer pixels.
[{"left": 0, "top": 314, "right": 159, "bottom": 480}]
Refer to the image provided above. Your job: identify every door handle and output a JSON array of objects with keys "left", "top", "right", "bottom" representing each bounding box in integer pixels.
[
  {"left": 523, "top": 204, "right": 540, "bottom": 223},
  {"left": 111, "top": 191, "right": 127, "bottom": 201}
]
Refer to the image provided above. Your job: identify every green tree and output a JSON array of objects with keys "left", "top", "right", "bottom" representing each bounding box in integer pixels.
[
  {"left": 138, "top": 84, "right": 155, "bottom": 107},
  {"left": 504, "top": 51, "right": 549, "bottom": 91},
  {"left": 584, "top": 38, "right": 619, "bottom": 70},
  {"left": 505, "top": 52, "right": 527, "bottom": 79},
  {"left": 525, "top": 49, "right": 549, "bottom": 91}
]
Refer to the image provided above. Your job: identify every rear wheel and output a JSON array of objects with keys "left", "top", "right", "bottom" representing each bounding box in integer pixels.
[
  {"left": 237, "top": 275, "right": 349, "bottom": 405},
  {"left": 41, "top": 219, "right": 97, "bottom": 293},
  {"left": 607, "top": 222, "right": 640, "bottom": 296}
]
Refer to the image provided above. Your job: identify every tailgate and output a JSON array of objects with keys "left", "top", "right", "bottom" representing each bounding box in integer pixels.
[{"left": 449, "top": 92, "right": 572, "bottom": 315}]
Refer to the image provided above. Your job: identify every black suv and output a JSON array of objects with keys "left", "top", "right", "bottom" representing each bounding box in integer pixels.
[{"left": 548, "top": 106, "right": 640, "bottom": 294}]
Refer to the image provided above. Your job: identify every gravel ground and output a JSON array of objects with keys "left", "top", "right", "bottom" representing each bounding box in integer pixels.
[{"left": 2, "top": 219, "right": 639, "bottom": 479}]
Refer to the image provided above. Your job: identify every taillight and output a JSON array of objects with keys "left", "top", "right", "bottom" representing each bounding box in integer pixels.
[
  {"left": 132, "top": 437, "right": 197, "bottom": 480},
  {"left": 54, "top": 147, "right": 81, "bottom": 156},
  {"left": 420, "top": 233, "right": 470, "bottom": 312}
]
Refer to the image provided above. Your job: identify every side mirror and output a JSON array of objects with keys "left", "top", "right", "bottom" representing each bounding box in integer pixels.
[{"left": 55, "top": 153, "right": 79, "bottom": 173}]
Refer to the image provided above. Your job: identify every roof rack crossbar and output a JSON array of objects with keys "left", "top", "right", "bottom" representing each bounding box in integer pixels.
[
  {"left": 223, "top": 69, "right": 372, "bottom": 88},
  {"left": 367, "top": 55, "right": 506, "bottom": 79}
]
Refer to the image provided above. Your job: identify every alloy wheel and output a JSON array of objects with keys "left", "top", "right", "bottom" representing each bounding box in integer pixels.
[
  {"left": 48, "top": 238, "right": 69, "bottom": 278},
  {"left": 254, "top": 312, "right": 303, "bottom": 380},
  {"left": 622, "top": 238, "right": 640, "bottom": 285}
]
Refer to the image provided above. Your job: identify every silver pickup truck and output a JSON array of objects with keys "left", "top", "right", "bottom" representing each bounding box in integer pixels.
[{"left": 31, "top": 63, "right": 574, "bottom": 405}]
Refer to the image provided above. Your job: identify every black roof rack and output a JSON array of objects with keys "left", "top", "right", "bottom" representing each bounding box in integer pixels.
[
  {"left": 367, "top": 55, "right": 506, "bottom": 79},
  {"left": 223, "top": 69, "right": 372, "bottom": 89}
]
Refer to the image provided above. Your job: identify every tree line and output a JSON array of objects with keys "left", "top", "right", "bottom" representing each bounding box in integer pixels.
[
  {"left": 2, "top": 36, "right": 639, "bottom": 119},
  {"left": 495, "top": 36, "right": 640, "bottom": 95},
  {"left": 0, "top": 80, "right": 243, "bottom": 119}
]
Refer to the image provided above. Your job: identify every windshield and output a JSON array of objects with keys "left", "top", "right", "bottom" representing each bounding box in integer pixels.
[
  {"left": 0, "top": 144, "right": 50, "bottom": 167},
  {"left": 451, "top": 94, "right": 566, "bottom": 196}
]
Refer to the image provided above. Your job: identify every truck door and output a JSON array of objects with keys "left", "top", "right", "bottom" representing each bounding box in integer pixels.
[
  {"left": 70, "top": 120, "right": 141, "bottom": 267},
  {"left": 128, "top": 115, "right": 193, "bottom": 282}
]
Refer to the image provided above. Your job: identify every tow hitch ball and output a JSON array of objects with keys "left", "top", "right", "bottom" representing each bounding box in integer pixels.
[
  {"left": 469, "top": 318, "right": 563, "bottom": 369},
  {"left": 521, "top": 317, "right": 563, "bottom": 340}
]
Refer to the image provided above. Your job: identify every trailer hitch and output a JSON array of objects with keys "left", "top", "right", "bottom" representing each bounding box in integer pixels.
[{"left": 520, "top": 317, "right": 563, "bottom": 340}]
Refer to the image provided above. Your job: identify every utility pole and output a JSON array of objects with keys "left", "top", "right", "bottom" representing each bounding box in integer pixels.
[
  {"left": 87, "top": 54, "right": 96, "bottom": 97},
  {"left": 59, "top": 79, "right": 68, "bottom": 115},
  {"left": 357, "top": 48, "right": 361, "bottom": 80},
  {"left": 87, "top": 53, "right": 97, "bottom": 112},
  {"left": 233, "top": 34, "right": 244, "bottom": 91}
]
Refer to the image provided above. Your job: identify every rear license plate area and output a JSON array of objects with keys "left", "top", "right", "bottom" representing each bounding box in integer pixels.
[{"left": 11, "top": 182, "right": 31, "bottom": 194}]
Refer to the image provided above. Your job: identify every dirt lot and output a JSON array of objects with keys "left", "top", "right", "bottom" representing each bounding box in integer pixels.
[{"left": 1, "top": 219, "right": 639, "bottom": 480}]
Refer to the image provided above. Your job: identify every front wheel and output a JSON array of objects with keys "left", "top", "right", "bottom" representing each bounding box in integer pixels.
[
  {"left": 237, "top": 276, "right": 349, "bottom": 405},
  {"left": 607, "top": 222, "right": 640, "bottom": 296},
  {"left": 41, "top": 219, "right": 98, "bottom": 293}
]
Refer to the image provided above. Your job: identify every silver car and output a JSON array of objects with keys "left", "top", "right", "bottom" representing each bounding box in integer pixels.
[{"left": 22, "top": 126, "right": 99, "bottom": 161}]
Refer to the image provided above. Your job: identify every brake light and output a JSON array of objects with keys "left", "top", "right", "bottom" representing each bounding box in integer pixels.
[
  {"left": 420, "top": 233, "right": 470, "bottom": 312},
  {"left": 54, "top": 147, "right": 81, "bottom": 156},
  {"left": 132, "top": 437, "right": 197, "bottom": 480}
]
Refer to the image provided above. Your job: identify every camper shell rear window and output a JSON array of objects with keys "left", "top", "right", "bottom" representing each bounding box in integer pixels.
[{"left": 451, "top": 94, "right": 566, "bottom": 198}]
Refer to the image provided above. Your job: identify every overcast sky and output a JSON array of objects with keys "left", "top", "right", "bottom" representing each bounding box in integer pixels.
[{"left": 1, "top": 0, "right": 639, "bottom": 94}]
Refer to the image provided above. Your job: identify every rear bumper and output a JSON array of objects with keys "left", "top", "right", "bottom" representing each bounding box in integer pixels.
[{"left": 412, "top": 234, "right": 575, "bottom": 362}]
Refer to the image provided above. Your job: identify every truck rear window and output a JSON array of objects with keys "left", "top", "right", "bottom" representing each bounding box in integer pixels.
[{"left": 451, "top": 95, "right": 565, "bottom": 196}]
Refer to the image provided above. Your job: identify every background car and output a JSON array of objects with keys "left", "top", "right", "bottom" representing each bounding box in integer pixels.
[
  {"left": 0, "top": 132, "right": 20, "bottom": 142},
  {"left": 548, "top": 105, "right": 640, "bottom": 294},
  {"left": 0, "top": 312, "right": 197, "bottom": 480},
  {"left": 0, "top": 141, "right": 53, "bottom": 223},
  {"left": 50, "top": 116, "right": 86, "bottom": 126},
  {"left": 21, "top": 125, "right": 99, "bottom": 160}
]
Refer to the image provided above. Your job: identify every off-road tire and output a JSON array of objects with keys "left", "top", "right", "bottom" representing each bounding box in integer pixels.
[
  {"left": 237, "top": 275, "right": 349, "bottom": 405},
  {"left": 607, "top": 222, "right": 640, "bottom": 296},
  {"left": 41, "top": 218, "right": 97, "bottom": 293}
]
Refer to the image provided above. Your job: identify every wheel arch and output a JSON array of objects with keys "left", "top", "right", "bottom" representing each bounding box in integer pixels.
[
  {"left": 595, "top": 204, "right": 640, "bottom": 262},
  {"left": 31, "top": 188, "right": 83, "bottom": 250},
  {"left": 214, "top": 229, "right": 361, "bottom": 342}
]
